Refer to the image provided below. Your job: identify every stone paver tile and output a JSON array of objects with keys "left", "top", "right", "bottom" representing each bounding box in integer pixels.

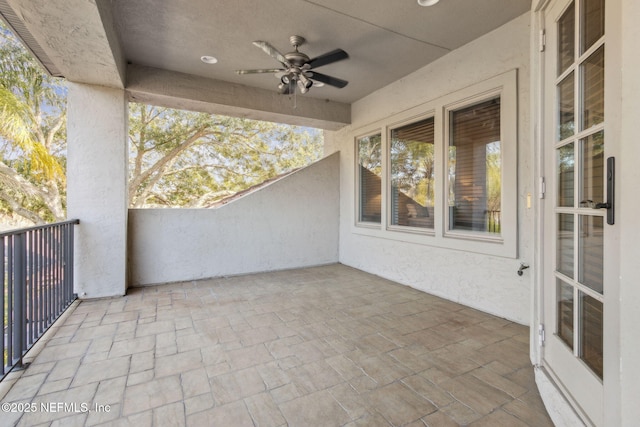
[
  {"left": 71, "top": 324, "right": 117, "bottom": 342},
  {"left": 502, "top": 390, "right": 554, "bottom": 427},
  {"left": 422, "top": 410, "right": 463, "bottom": 427},
  {"left": 439, "top": 401, "right": 483, "bottom": 425},
  {"left": 470, "top": 366, "right": 528, "bottom": 398},
  {"left": 401, "top": 375, "right": 455, "bottom": 408},
  {"left": 279, "top": 389, "right": 351, "bottom": 427},
  {"left": 245, "top": 392, "right": 286, "bottom": 426},
  {"left": 365, "top": 382, "right": 437, "bottom": 426},
  {"left": 440, "top": 373, "right": 513, "bottom": 415},
  {"left": 388, "top": 348, "right": 433, "bottom": 373},
  {"left": 127, "top": 369, "right": 154, "bottom": 387},
  {"left": 33, "top": 340, "right": 90, "bottom": 363},
  {"left": 153, "top": 401, "right": 186, "bottom": 427},
  {"left": 101, "top": 310, "right": 139, "bottom": 325},
  {"left": 47, "top": 357, "right": 82, "bottom": 382},
  {"left": 109, "top": 336, "right": 155, "bottom": 358},
  {"left": 210, "top": 366, "right": 266, "bottom": 405},
  {"left": 3, "top": 373, "right": 48, "bottom": 401},
  {"left": 326, "top": 354, "right": 365, "bottom": 380},
  {"left": 95, "top": 376, "right": 127, "bottom": 405},
  {"left": 237, "top": 326, "right": 279, "bottom": 346},
  {"left": 187, "top": 400, "right": 254, "bottom": 427},
  {"left": 269, "top": 382, "right": 305, "bottom": 404},
  {"left": 256, "top": 361, "right": 291, "bottom": 390},
  {"left": 180, "top": 367, "right": 211, "bottom": 398},
  {"left": 122, "top": 375, "right": 183, "bottom": 416},
  {"left": 469, "top": 409, "right": 530, "bottom": 427},
  {"left": 184, "top": 393, "right": 214, "bottom": 416},
  {"left": 154, "top": 349, "right": 202, "bottom": 378},
  {"left": 343, "top": 412, "right": 392, "bottom": 427},
  {"left": 71, "top": 356, "right": 130, "bottom": 387},
  {"left": 289, "top": 360, "right": 343, "bottom": 393},
  {"left": 328, "top": 383, "right": 369, "bottom": 421},
  {"left": 226, "top": 343, "right": 273, "bottom": 370},
  {"left": 38, "top": 377, "right": 73, "bottom": 395},
  {"left": 130, "top": 350, "right": 155, "bottom": 374},
  {"left": 245, "top": 312, "right": 283, "bottom": 328},
  {"left": 136, "top": 320, "right": 175, "bottom": 337},
  {"left": 48, "top": 412, "right": 88, "bottom": 427}
]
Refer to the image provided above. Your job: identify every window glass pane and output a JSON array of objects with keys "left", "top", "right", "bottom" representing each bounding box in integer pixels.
[
  {"left": 557, "top": 279, "right": 574, "bottom": 349},
  {"left": 558, "top": 143, "right": 575, "bottom": 207},
  {"left": 390, "top": 118, "right": 435, "bottom": 229},
  {"left": 579, "top": 215, "right": 603, "bottom": 294},
  {"left": 558, "top": 2, "right": 575, "bottom": 76},
  {"left": 448, "top": 98, "right": 501, "bottom": 234},
  {"left": 558, "top": 72, "right": 575, "bottom": 140},
  {"left": 580, "top": 131, "right": 604, "bottom": 207},
  {"left": 581, "top": 46, "right": 604, "bottom": 130},
  {"left": 357, "top": 134, "right": 382, "bottom": 223},
  {"left": 557, "top": 213, "right": 574, "bottom": 278},
  {"left": 580, "top": 292, "right": 603, "bottom": 379},
  {"left": 581, "top": 0, "right": 604, "bottom": 54}
]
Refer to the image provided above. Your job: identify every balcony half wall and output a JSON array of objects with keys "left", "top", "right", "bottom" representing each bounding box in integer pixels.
[{"left": 128, "top": 152, "right": 340, "bottom": 286}]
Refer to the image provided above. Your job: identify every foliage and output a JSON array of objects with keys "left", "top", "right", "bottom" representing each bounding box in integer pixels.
[
  {"left": 0, "top": 23, "right": 67, "bottom": 225},
  {"left": 128, "top": 103, "right": 323, "bottom": 208}
]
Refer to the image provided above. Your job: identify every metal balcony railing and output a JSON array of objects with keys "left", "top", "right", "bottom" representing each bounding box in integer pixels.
[{"left": 2, "top": 219, "right": 79, "bottom": 378}]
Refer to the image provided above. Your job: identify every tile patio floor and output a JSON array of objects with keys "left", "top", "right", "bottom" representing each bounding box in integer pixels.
[{"left": 0, "top": 264, "right": 553, "bottom": 426}]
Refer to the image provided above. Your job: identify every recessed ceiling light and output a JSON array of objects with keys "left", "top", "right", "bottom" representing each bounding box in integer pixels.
[
  {"left": 417, "top": 0, "right": 439, "bottom": 6},
  {"left": 200, "top": 55, "right": 218, "bottom": 64}
]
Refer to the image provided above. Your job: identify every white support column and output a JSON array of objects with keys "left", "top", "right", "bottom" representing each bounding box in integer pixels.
[{"left": 67, "top": 83, "right": 128, "bottom": 298}]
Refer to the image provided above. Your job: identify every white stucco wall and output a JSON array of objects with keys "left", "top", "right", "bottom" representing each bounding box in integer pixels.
[
  {"left": 67, "top": 83, "right": 128, "bottom": 298},
  {"left": 326, "top": 13, "right": 532, "bottom": 324},
  {"left": 128, "top": 152, "right": 340, "bottom": 286}
]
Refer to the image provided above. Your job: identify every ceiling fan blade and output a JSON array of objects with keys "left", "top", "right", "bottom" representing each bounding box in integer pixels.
[
  {"left": 308, "top": 71, "right": 348, "bottom": 88},
  {"left": 308, "top": 49, "right": 349, "bottom": 69},
  {"left": 235, "top": 68, "right": 284, "bottom": 75},
  {"left": 252, "top": 41, "right": 291, "bottom": 67}
]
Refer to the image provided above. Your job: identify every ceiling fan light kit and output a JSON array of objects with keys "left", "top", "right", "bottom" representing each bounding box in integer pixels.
[
  {"left": 417, "top": 0, "right": 440, "bottom": 6},
  {"left": 235, "top": 35, "right": 349, "bottom": 96}
]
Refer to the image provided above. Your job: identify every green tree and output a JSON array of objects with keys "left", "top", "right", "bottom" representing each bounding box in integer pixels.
[
  {"left": 0, "top": 24, "right": 67, "bottom": 225},
  {"left": 128, "top": 103, "right": 323, "bottom": 208}
]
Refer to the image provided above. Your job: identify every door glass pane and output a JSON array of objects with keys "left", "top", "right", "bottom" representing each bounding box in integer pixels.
[
  {"left": 580, "top": 131, "right": 604, "bottom": 207},
  {"left": 390, "top": 118, "right": 435, "bottom": 229},
  {"left": 557, "top": 143, "right": 575, "bottom": 207},
  {"left": 580, "top": 292, "right": 603, "bottom": 379},
  {"left": 579, "top": 215, "right": 603, "bottom": 294},
  {"left": 558, "top": 2, "right": 575, "bottom": 75},
  {"left": 581, "top": 0, "right": 605, "bottom": 54},
  {"left": 357, "top": 134, "right": 382, "bottom": 223},
  {"left": 581, "top": 46, "right": 605, "bottom": 130},
  {"left": 558, "top": 73, "right": 575, "bottom": 140},
  {"left": 557, "top": 214, "right": 574, "bottom": 278},
  {"left": 448, "top": 99, "right": 501, "bottom": 233},
  {"left": 557, "top": 280, "right": 574, "bottom": 349}
]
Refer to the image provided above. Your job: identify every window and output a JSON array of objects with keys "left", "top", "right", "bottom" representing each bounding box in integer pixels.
[
  {"left": 448, "top": 98, "right": 501, "bottom": 234},
  {"left": 357, "top": 133, "right": 382, "bottom": 224},
  {"left": 390, "top": 118, "right": 435, "bottom": 229},
  {"left": 353, "top": 70, "right": 517, "bottom": 258}
]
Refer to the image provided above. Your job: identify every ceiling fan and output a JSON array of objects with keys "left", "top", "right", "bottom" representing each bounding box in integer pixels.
[{"left": 235, "top": 35, "right": 349, "bottom": 95}]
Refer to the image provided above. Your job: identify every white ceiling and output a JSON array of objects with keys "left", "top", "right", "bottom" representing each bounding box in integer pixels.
[
  {"left": 112, "top": 0, "right": 530, "bottom": 104},
  {"left": 0, "top": 0, "right": 530, "bottom": 126}
]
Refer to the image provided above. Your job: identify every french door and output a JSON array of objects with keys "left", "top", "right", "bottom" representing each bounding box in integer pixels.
[{"left": 542, "top": 0, "right": 610, "bottom": 425}]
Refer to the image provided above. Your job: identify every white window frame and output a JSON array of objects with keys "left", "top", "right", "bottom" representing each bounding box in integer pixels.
[
  {"left": 355, "top": 129, "right": 384, "bottom": 228},
  {"left": 353, "top": 70, "right": 518, "bottom": 258}
]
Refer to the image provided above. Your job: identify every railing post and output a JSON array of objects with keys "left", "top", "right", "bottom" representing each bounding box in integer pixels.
[{"left": 13, "top": 233, "right": 26, "bottom": 368}]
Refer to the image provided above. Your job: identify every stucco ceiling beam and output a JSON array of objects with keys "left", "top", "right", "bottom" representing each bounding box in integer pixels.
[{"left": 126, "top": 64, "right": 351, "bottom": 131}]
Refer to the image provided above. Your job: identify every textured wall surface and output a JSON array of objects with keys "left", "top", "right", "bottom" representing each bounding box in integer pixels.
[
  {"left": 327, "top": 13, "right": 532, "bottom": 324},
  {"left": 128, "top": 152, "right": 340, "bottom": 286},
  {"left": 67, "top": 83, "right": 128, "bottom": 298}
]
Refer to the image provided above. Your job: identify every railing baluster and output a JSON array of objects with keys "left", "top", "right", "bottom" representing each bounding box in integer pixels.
[{"left": 1, "top": 220, "right": 79, "bottom": 377}]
